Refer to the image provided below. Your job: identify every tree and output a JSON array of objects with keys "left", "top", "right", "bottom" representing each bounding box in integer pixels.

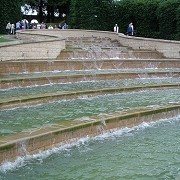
[
  {"left": 157, "top": 0, "right": 180, "bottom": 40},
  {"left": 69, "top": 0, "right": 116, "bottom": 31},
  {"left": 0, "top": 0, "right": 23, "bottom": 34},
  {"left": 24, "top": 0, "right": 70, "bottom": 23}
]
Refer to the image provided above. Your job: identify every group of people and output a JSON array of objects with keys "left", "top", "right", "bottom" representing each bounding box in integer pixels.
[
  {"left": 6, "top": 20, "right": 68, "bottom": 35},
  {"left": 6, "top": 19, "right": 31, "bottom": 35},
  {"left": 29, "top": 22, "right": 68, "bottom": 30},
  {"left": 6, "top": 22, "right": 15, "bottom": 35},
  {"left": 114, "top": 22, "right": 134, "bottom": 36}
]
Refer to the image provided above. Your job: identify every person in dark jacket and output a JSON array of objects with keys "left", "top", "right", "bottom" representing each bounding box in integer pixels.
[{"left": 127, "top": 22, "right": 134, "bottom": 36}]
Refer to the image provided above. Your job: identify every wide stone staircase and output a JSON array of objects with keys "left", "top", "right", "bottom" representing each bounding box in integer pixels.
[
  {"left": 0, "top": 35, "right": 180, "bottom": 164},
  {"left": 0, "top": 36, "right": 180, "bottom": 109}
]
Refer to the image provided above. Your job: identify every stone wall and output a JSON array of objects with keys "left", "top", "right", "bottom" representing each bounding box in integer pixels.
[
  {"left": 16, "top": 29, "right": 180, "bottom": 59},
  {"left": 117, "top": 33, "right": 180, "bottom": 59},
  {"left": 1, "top": 29, "right": 179, "bottom": 61},
  {"left": 0, "top": 38, "right": 65, "bottom": 61},
  {"left": 16, "top": 29, "right": 117, "bottom": 40}
]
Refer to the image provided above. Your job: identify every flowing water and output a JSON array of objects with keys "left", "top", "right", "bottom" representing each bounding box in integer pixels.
[
  {"left": 0, "top": 116, "right": 180, "bottom": 179},
  {"left": 1, "top": 36, "right": 180, "bottom": 179},
  {"left": 1, "top": 68, "right": 180, "bottom": 80},
  {"left": 1, "top": 78, "right": 180, "bottom": 99},
  {"left": 0, "top": 88, "right": 180, "bottom": 137}
]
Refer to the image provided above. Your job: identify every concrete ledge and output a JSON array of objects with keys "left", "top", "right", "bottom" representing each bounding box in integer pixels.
[{"left": 0, "top": 104, "right": 179, "bottom": 165}]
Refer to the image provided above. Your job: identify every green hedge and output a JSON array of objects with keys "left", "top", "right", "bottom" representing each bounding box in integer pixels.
[
  {"left": 69, "top": 0, "right": 116, "bottom": 31},
  {"left": 0, "top": 0, "right": 23, "bottom": 34},
  {"left": 69, "top": 0, "right": 180, "bottom": 40},
  {"left": 1, "top": 0, "right": 180, "bottom": 40},
  {"left": 157, "top": 0, "right": 180, "bottom": 40}
]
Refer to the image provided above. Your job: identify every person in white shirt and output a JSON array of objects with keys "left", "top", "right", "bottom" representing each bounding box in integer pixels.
[
  {"left": 114, "top": 24, "right": 119, "bottom": 33},
  {"left": 6, "top": 22, "right": 11, "bottom": 34},
  {"left": 48, "top": 25, "right": 54, "bottom": 29},
  {"left": 11, "top": 24, "right": 15, "bottom": 34}
]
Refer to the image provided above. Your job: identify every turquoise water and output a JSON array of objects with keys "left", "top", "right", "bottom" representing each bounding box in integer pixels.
[
  {"left": 0, "top": 116, "right": 180, "bottom": 179},
  {"left": 0, "top": 88, "right": 180, "bottom": 136},
  {"left": 1, "top": 68, "right": 180, "bottom": 80},
  {"left": 1, "top": 78, "right": 180, "bottom": 99}
]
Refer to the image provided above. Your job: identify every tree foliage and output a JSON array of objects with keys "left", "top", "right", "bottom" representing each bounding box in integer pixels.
[
  {"left": 69, "top": 0, "right": 116, "bottom": 31},
  {"left": 0, "top": 0, "right": 180, "bottom": 40},
  {"left": 157, "top": 0, "right": 180, "bottom": 40},
  {"left": 0, "top": 0, "right": 23, "bottom": 34},
  {"left": 70, "top": 0, "right": 180, "bottom": 40},
  {"left": 24, "top": 0, "right": 70, "bottom": 23}
]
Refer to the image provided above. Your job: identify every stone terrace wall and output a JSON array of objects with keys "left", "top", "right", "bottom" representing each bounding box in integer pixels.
[
  {"left": 0, "top": 40, "right": 65, "bottom": 61},
  {"left": 1, "top": 29, "right": 180, "bottom": 61},
  {"left": 17, "top": 29, "right": 118, "bottom": 40},
  {"left": 117, "top": 33, "right": 180, "bottom": 59},
  {"left": 16, "top": 29, "right": 180, "bottom": 59},
  {"left": 15, "top": 31, "right": 58, "bottom": 42}
]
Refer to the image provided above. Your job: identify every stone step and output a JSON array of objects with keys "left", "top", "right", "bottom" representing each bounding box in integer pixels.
[
  {"left": 65, "top": 46, "right": 129, "bottom": 51},
  {"left": 1, "top": 71, "right": 180, "bottom": 89},
  {"left": 1, "top": 59, "right": 180, "bottom": 75},
  {"left": 0, "top": 104, "right": 179, "bottom": 165},
  {"left": 58, "top": 49, "right": 165, "bottom": 60}
]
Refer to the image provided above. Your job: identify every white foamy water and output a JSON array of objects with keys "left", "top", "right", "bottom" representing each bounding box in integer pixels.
[{"left": 0, "top": 115, "right": 179, "bottom": 175}]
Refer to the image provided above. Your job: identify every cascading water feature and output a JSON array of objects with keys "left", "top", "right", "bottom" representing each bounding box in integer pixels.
[{"left": 0, "top": 33, "right": 180, "bottom": 179}]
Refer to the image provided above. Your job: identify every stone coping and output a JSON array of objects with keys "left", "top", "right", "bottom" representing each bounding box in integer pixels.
[
  {"left": 17, "top": 29, "right": 180, "bottom": 46},
  {"left": 16, "top": 29, "right": 180, "bottom": 43},
  {"left": 1, "top": 58, "right": 179, "bottom": 62},
  {"left": 0, "top": 30, "right": 64, "bottom": 49},
  {"left": 119, "top": 33, "right": 180, "bottom": 44},
  {"left": 0, "top": 84, "right": 180, "bottom": 110},
  {"left": 0, "top": 38, "right": 63, "bottom": 48}
]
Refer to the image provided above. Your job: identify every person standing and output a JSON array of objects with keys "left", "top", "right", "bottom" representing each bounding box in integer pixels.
[
  {"left": 127, "top": 22, "right": 134, "bottom": 36},
  {"left": 114, "top": 24, "right": 119, "bottom": 33},
  {"left": 11, "top": 24, "right": 15, "bottom": 34},
  {"left": 6, "top": 22, "right": 11, "bottom": 34},
  {"left": 16, "top": 21, "right": 21, "bottom": 30},
  {"left": 62, "top": 23, "right": 68, "bottom": 29}
]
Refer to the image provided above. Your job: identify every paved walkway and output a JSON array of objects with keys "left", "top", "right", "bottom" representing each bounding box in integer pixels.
[{"left": 2, "top": 34, "right": 17, "bottom": 40}]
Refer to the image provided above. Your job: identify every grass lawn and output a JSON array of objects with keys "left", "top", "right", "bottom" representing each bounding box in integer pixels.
[{"left": 0, "top": 34, "right": 13, "bottom": 43}]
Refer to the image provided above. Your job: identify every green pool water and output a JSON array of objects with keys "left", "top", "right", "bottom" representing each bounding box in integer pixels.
[
  {"left": 1, "top": 68, "right": 180, "bottom": 80},
  {"left": 0, "top": 88, "right": 180, "bottom": 136},
  {"left": 0, "top": 116, "right": 179, "bottom": 179},
  {"left": 1, "top": 78, "right": 180, "bottom": 99}
]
